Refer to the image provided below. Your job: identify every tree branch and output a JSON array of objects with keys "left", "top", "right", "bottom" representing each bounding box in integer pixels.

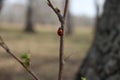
[
  {"left": 47, "top": 0, "right": 69, "bottom": 80},
  {"left": 63, "top": 0, "right": 69, "bottom": 19},
  {"left": 47, "top": 0, "right": 64, "bottom": 25},
  {"left": 0, "top": 36, "right": 40, "bottom": 80}
]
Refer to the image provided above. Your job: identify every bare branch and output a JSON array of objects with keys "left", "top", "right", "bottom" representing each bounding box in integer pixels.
[
  {"left": 0, "top": 36, "right": 40, "bottom": 80},
  {"left": 63, "top": 0, "right": 69, "bottom": 19},
  {"left": 47, "top": 0, "right": 64, "bottom": 24},
  {"left": 47, "top": 0, "right": 69, "bottom": 80}
]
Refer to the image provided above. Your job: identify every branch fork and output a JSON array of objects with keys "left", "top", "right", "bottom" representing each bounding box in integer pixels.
[{"left": 47, "top": 0, "right": 69, "bottom": 80}]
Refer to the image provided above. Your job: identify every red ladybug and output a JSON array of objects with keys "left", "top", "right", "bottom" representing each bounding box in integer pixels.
[{"left": 57, "top": 27, "right": 63, "bottom": 36}]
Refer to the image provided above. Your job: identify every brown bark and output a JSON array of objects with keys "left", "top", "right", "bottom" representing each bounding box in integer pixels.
[{"left": 76, "top": 0, "right": 120, "bottom": 80}]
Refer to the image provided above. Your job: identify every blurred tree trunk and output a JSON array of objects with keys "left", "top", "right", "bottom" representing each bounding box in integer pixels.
[
  {"left": 76, "top": 0, "right": 120, "bottom": 80},
  {"left": 0, "top": 0, "right": 3, "bottom": 11},
  {"left": 25, "top": 0, "right": 34, "bottom": 32},
  {"left": 66, "top": 11, "right": 73, "bottom": 36}
]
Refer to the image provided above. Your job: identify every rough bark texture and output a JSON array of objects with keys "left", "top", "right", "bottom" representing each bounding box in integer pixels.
[
  {"left": 76, "top": 0, "right": 120, "bottom": 80},
  {"left": 25, "top": 0, "right": 34, "bottom": 32}
]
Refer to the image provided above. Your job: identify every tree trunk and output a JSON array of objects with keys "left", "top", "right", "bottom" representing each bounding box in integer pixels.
[
  {"left": 0, "top": 0, "right": 3, "bottom": 11},
  {"left": 76, "top": 0, "right": 120, "bottom": 80},
  {"left": 66, "top": 11, "right": 73, "bottom": 36},
  {"left": 25, "top": 0, "right": 34, "bottom": 32}
]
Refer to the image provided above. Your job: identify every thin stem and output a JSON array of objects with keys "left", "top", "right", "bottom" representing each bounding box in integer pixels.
[
  {"left": 63, "top": 0, "right": 69, "bottom": 19},
  {"left": 47, "top": 0, "right": 64, "bottom": 25},
  {"left": 47, "top": 0, "right": 69, "bottom": 80},
  {"left": 59, "top": 1, "right": 69, "bottom": 80},
  {"left": 58, "top": 36, "right": 64, "bottom": 80},
  {"left": 0, "top": 37, "right": 40, "bottom": 80}
]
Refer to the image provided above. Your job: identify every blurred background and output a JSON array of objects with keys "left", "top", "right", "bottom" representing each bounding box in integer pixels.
[{"left": 0, "top": 0, "right": 104, "bottom": 80}]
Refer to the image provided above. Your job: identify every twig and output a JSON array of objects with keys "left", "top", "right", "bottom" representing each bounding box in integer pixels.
[
  {"left": 47, "top": 0, "right": 64, "bottom": 25},
  {"left": 0, "top": 36, "right": 40, "bottom": 80},
  {"left": 47, "top": 0, "right": 69, "bottom": 80},
  {"left": 63, "top": 0, "right": 69, "bottom": 19}
]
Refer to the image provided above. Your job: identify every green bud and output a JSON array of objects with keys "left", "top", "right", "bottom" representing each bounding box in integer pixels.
[
  {"left": 24, "top": 59, "right": 30, "bottom": 69},
  {"left": 20, "top": 53, "right": 31, "bottom": 59},
  {"left": 81, "top": 77, "right": 86, "bottom": 80}
]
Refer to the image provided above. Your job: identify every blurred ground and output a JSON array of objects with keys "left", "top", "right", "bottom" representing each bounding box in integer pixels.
[{"left": 0, "top": 23, "right": 93, "bottom": 80}]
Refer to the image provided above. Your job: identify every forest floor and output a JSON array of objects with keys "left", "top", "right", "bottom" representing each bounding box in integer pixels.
[{"left": 0, "top": 23, "right": 93, "bottom": 80}]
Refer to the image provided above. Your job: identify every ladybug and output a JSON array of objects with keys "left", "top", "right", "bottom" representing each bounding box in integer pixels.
[{"left": 57, "top": 27, "right": 63, "bottom": 36}]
